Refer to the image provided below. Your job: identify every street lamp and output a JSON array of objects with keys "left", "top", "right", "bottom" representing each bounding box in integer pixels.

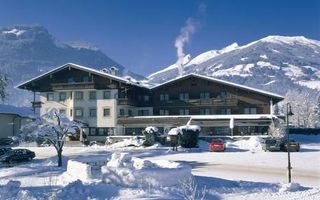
[{"left": 286, "top": 103, "right": 294, "bottom": 183}]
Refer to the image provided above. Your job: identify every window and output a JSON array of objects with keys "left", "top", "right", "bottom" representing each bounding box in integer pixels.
[
  {"left": 179, "top": 93, "right": 189, "bottom": 100},
  {"left": 75, "top": 91, "right": 83, "bottom": 100},
  {"left": 59, "top": 92, "right": 67, "bottom": 101},
  {"left": 70, "top": 109, "right": 73, "bottom": 117},
  {"left": 143, "top": 95, "right": 149, "bottom": 102},
  {"left": 75, "top": 108, "right": 83, "bottom": 117},
  {"left": 83, "top": 76, "right": 89, "bottom": 82},
  {"left": 138, "top": 110, "right": 149, "bottom": 116},
  {"left": 245, "top": 107, "right": 257, "bottom": 114},
  {"left": 89, "top": 128, "right": 96, "bottom": 136},
  {"left": 70, "top": 92, "right": 73, "bottom": 99},
  {"left": 47, "top": 93, "right": 54, "bottom": 101},
  {"left": 160, "top": 94, "right": 169, "bottom": 101},
  {"left": 179, "top": 109, "right": 189, "bottom": 115},
  {"left": 159, "top": 109, "right": 169, "bottom": 115},
  {"left": 221, "top": 108, "right": 231, "bottom": 115},
  {"left": 200, "top": 92, "right": 210, "bottom": 99},
  {"left": 103, "top": 91, "right": 111, "bottom": 99},
  {"left": 251, "top": 108, "right": 257, "bottom": 114},
  {"left": 89, "top": 91, "right": 96, "bottom": 100},
  {"left": 67, "top": 77, "right": 75, "bottom": 83},
  {"left": 200, "top": 108, "right": 210, "bottom": 115},
  {"left": 89, "top": 108, "right": 97, "bottom": 117},
  {"left": 221, "top": 91, "right": 231, "bottom": 100},
  {"left": 128, "top": 109, "right": 133, "bottom": 116},
  {"left": 119, "top": 109, "right": 125, "bottom": 116},
  {"left": 59, "top": 109, "right": 66, "bottom": 115},
  {"left": 103, "top": 108, "right": 110, "bottom": 116},
  {"left": 93, "top": 128, "right": 113, "bottom": 136},
  {"left": 216, "top": 127, "right": 231, "bottom": 135}
]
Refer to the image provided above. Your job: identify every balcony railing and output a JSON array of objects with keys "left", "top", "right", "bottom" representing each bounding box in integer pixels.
[
  {"left": 51, "top": 82, "right": 96, "bottom": 90},
  {"left": 153, "top": 98, "right": 238, "bottom": 107},
  {"left": 117, "top": 98, "right": 152, "bottom": 107}
]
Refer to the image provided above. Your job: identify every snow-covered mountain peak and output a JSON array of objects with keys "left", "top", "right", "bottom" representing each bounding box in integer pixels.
[
  {"left": 2, "top": 28, "right": 26, "bottom": 36},
  {"left": 148, "top": 35, "right": 320, "bottom": 95},
  {"left": 260, "top": 35, "right": 320, "bottom": 46},
  {"left": 222, "top": 42, "right": 239, "bottom": 52}
]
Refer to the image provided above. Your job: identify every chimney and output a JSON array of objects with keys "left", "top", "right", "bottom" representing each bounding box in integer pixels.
[
  {"left": 110, "top": 66, "right": 118, "bottom": 76},
  {"left": 100, "top": 68, "right": 110, "bottom": 74}
]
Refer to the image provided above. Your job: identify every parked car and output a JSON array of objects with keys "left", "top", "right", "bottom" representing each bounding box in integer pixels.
[
  {"left": 280, "top": 139, "right": 300, "bottom": 152},
  {"left": 262, "top": 138, "right": 281, "bottom": 152},
  {"left": 0, "top": 137, "right": 14, "bottom": 146},
  {"left": 0, "top": 149, "right": 35, "bottom": 163},
  {"left": 209, "top": 138, "right": 226, "bottom": 152},
  {"left": 0, "top": 148, "right": 11, "bottom": 156}
]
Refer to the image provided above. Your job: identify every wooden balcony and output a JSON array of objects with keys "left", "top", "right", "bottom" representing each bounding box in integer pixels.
[
  {"left": 153, "top": 98, "right": 238, "bottom": 107},
  {"left": 117, "top": 98, "right": 151, "bottom": 107},
  {"left": 51, "top": 82, "right": 96, "bottom": 90}
]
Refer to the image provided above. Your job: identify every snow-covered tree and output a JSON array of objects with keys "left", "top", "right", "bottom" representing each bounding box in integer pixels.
[
  {"left": 21, "top": 108, "right": 80, "bottom": 167},
  {"left": 282, "top": 90, "right": 317, "bottom": 128},
  {"left": 313, "top": 96, "right": 320, "bottom": 128},
  {"left": 0, "top": 71, "right": 8, "bottom": 101}
]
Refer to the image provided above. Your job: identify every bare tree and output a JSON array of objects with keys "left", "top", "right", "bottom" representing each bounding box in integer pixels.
[
  {"left": 179, "top": 177, "right": 206, "bottom": 200},
  {"left": 21, "top": 108, "right": 79, "bottom": 167}
]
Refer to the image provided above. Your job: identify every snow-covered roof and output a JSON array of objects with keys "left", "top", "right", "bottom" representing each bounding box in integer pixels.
[
  {"left": 0, "top": 104, "right": 34, "bottom": 118},
  {"left": 151, "top": 73, "right": 284, "bottom": 100},
  {"left": 16, "top": 63, "right": 147, "bottom": 90},
  {"left": 129, "top": 114, "right": 276, "bottom": 120}
]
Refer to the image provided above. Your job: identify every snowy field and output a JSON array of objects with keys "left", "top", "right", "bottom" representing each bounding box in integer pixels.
[{"left": 0, "top": 134, "right": 319, "bottom": 199}]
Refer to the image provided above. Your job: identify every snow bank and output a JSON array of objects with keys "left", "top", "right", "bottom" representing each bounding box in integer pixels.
[
  {"left": 102, "top": 153, "right": 192, "bottom": 187},
  {"left": 279, "top": 183, "right": 307, "bottom": 193},
  {"left": 230, "top": 136, "right": 264, "bottom": 152},
  {"left": 107, "top": 136, "right": 144, "bottom": 148},
  {"left": 168, "top": 125, "right": 201, "bottom": 135},
  {"left": 55, "top": 180, "right": 93, "bottom": 200},
  {"left": 67, "top": 160, "right": 92, "bottom": 181}
]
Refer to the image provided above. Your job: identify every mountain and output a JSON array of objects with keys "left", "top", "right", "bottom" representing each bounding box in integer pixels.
[
  {"left": 0, "top": 25, "right": 143, "bottom": 106},
  {"left": 147, "top": 36, "right": 320, "bottom": 96}
]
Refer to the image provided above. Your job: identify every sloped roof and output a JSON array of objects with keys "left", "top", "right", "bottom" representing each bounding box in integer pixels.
[
  {"left": 151, "top": 73, "right": 284, "bottom": 100},
  {"left": 16, "top": 63, "right": 147, "bottom": 90}
]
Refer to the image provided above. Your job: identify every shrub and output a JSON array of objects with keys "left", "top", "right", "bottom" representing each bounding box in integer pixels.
[
  {"left": 143, "top": 126, "right": 158, "bottom": 146},
  {"left": 179, "top": 129, "right": 199, "bottom": 148}
]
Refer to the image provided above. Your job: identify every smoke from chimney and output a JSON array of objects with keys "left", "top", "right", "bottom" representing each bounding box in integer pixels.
[{"left": 174, "top": 18, "right": 196, "bottom": 77}]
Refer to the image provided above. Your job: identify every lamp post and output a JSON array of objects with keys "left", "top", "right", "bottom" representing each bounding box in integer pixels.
[{"left": 286, "top": 103, "right": 294, "bottom": 183}]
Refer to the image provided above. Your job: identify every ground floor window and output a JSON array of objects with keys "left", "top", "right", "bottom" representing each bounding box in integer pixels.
[
  {"left": 88, "top": 127, "right": 114, "bottom": 136},
  {"left": 216, "top": 127, "right": 231, "bottom": 135},
  {"left": 125, "top": 127, "right": 145, "bottom": 135}
]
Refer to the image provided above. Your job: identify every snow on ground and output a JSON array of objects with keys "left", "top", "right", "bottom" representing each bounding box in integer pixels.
[{"left": 0, "top": 134, "right": 319, "bottom": 199}]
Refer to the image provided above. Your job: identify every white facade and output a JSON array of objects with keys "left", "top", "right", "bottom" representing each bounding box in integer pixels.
[{"left": 40, "top": 89, "right": 153, "bottom": 140}]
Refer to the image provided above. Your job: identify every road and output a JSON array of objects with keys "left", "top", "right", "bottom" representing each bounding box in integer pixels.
[
  {"left": 190, "top": 162, "right": 320, "bottom": 187},
  {"left": 25, "top": 146, "right": 320, "bottom": 187}
]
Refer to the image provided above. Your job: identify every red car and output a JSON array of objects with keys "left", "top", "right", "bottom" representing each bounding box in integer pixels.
[{"left": 209, "top": 138, "right": 226, "bottom": 152}]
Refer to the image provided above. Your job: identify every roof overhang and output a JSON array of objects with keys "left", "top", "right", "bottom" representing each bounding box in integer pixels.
[
  {"left": 151, "top": 73, "right": 284, "bottom": 103},
  {"left": 16, "top": 63, "right": 148, "bottom": 91}
]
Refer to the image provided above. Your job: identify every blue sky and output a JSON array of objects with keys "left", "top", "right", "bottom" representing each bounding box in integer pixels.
[{"left": 0, "top": 0, "right": 319, "bottom": 76}]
